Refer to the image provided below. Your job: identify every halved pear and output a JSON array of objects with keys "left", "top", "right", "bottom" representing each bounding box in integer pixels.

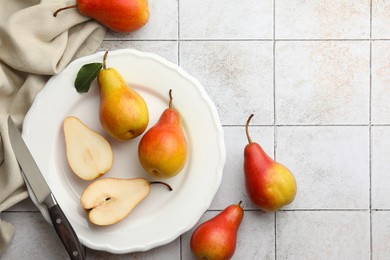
[
  {"left": 63, "top": 116, "right": 113, "bottom": 180},
  {"left": 80, "top": 178, "right": 172, "bottom": 226}
]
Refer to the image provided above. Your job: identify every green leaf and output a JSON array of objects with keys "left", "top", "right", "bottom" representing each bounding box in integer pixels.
[{"left": 74, "top": 63, "right": 103, "bottom": 93}]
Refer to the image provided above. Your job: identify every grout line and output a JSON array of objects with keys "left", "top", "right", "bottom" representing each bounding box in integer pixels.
[
  {"left": 102, "top": 38, "right": 390, "bottom": 42},
  {"left": 177, "top": 1, "right": 182, "bottom": 260},
  {"left": 177, "top": 0, "right": 180, "bottom": 40},
  {"left": 369, "top": 0, "right": 373, "bottom": 255},
  {"left": 273, "top": 46, "right": 277, "bottom": 159},
  {"left": 177, "top": 0, "right": 181, "bottom": 66},
  {"left": 6, "top": 209, "right": 382, "bottom": 213},
  {"left": 236, "top": 209, "right": 373, "bottom": 212},
  {"left": 273, "top": 0, "right": 276, "bottom": 40},
  {"left": 370, "top": 0, "right": 373, "bottom": 39},
  {"left": 273, "top": 1, "right": 277, "bottom": 259},
  {"left": 221, "top": 124, "right": 380, "bottom": 127},
  {"left": 272, "top": 38, "right": 387, "bottom": 41},
  {"left": 102, "top": 39, "right": 179, "bottom": 42},
  {"left": 369, "top": 1, "right": 373, "bottom": 258},
  {"left": 274, "top": 212, "right": 277, "bottom": 260},
  {"left": 205, "top": 209, "right": 390, "bottom": 212}
]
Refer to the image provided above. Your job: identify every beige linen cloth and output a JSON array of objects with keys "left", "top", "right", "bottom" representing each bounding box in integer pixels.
[{"left": 0, "top": 0, "right": 106, "bottom": 253}]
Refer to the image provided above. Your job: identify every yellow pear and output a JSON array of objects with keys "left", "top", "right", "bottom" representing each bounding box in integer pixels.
[
  {"left": 138, "top": 90, "right": 188, "bottom": 178},
  {"left": 98, "top": 51, "right": 149, "bottom": 141},
  {"left": 63, "top": 116, "right": 113, "bottom": 180},
  {"left": 80, "top": 178, "right": 172, "bottom": 226}
]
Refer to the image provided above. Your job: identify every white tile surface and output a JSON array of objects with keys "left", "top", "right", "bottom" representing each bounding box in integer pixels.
[
  {"left": 372, "top": 211, "right": 390, "bottom": 260},
  {"left": 372, "top": 0, "right": 390, "bottom": 39},
  {"left": 276, "top": 211, "right": 370, "bottom": 260},
  {"left": 277, "top": 126, "right": 369, "bottom": 209},
  {"left": 372, "top": 41, "right": 390, "bottom": 124},
  {"left": 371, "top": 126, "right": 390, "bottom": 209},
  {"left": 275, "top": 0, "right": 370, "bottom": 39},
  {"left": 98, "top": 40, "right": 179, "bottom": 64},
  {"left": 275, "top": 41, "right": 370, "bottom": 125},
  {"left": 4, "top": 1, "right": 390, "bottom": 259},
  {"left": 180, "top": 0, "right": 273, "bottom": 39},
  {"left": 180, "top": 41, "right": 274, "bottom": 125}
]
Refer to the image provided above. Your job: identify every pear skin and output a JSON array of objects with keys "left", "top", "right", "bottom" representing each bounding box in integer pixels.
[
  {"left": 190, "top": 202, "right": 243, "bottom": 260},
  {"left": 78, "top": 0, "right": 149, "bottom": 33},
  {"left": 98, "top": 52, "right": 149, "bottom": 141},
  {"left": 244, "top": 114, "right": 297, "bottom": 212},
  {"left": 63, "top": 116, "right": 113, "bottom": 180},
  {"left": 80, "top": 178, "right": 172, "bottom": 226},
  {"left": 53, "top": 0, "right": 149, "bottom": 33},
  {"left": 138, "top": 90, "right": 188, "bottom": 178}
]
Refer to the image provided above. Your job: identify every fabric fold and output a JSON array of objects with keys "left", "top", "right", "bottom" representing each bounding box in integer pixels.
[{"left": 0, "top": 0, "right": 106, "bottom": 253}]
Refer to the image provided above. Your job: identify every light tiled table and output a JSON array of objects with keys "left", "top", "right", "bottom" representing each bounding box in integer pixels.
[{"left": 2, "top": 0, "right": 390, "bottom": 259}]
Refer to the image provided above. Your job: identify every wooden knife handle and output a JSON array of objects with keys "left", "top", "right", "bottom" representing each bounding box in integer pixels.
[{"left": 48, "top": 204, "right": 86, "bottom": 260}]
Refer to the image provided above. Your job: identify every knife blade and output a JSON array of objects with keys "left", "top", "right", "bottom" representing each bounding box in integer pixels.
[{"left": 8, "top": 116, "right": 85, "bottom": 260}]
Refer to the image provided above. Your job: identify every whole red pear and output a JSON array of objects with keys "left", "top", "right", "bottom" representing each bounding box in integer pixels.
[
  {"left": 53, "top": 0, "right": 149, "bottom": 33},
  {"left": 244, "top": 114, "right": 297, "bottom": 212},
  {"left": 138, "top": 89, "right": 188, "bottom": 178},
  {"left": 190, "top": 202, "right": 243, "bottom": 260}
]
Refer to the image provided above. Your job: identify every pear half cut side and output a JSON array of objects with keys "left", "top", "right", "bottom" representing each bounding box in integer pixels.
[
  {"left": 80, "top": 178, "right": 150, "bottom": 226},
  {"left": 63, "top": 116, "right": 113, "bottom": 180}
]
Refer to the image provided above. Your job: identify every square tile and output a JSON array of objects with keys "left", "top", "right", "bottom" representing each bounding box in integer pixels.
[
  {"left": 276, "top": 211, "right": 370, "bottom": 260},
  {"left": 180, "top": 0, "right": 273, "bottom": 39},
  {"left": 275, "top": 0, "right": 370, "bottom": 39},
  {"left": 181, "top": 210, "right": 275, "bottom": 260},
  {"left": 372, "top": 211, "right": 390, "bottom": 260},
  {"left": 98, "top": 40, "right": 179, "bottom": 64},
  {"left": 275, "top": 41, "right": 370, "bottom": 125},
  {"left": 210, "top": 126, "right": 274, "bottom": 210},
  {"left": 87, "top": 238, "right": 180, "bottom": 259},
  {"left": 371, "top": 41, "right": 390, "bottom": 124},
  {"left": 104, "top": 0, "right": 178, "bottom": 40},
  {"left": 180, "top": 41, "right": 274, "bottom": 125},
  {"left": 276, "top": 126, "right": 369, "bottom": 209},
  {"left": 372, "top": 0, "right": 390, "bottom": 39},
  {"left": 371, "top": 126, "right": 390, "bottom": 209}
]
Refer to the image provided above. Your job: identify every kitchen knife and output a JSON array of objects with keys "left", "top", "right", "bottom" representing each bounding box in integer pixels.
[{"left": 8, "top": 116, "right": 85, "bottom": 260}]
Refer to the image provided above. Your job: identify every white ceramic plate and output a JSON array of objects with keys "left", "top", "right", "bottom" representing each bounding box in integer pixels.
[{"left": 22, "top": 49, "right": 225, "bottom": 253}]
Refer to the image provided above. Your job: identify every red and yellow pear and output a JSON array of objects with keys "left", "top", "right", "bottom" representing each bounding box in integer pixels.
[
  {"left": 244, "top": 114, "right": 297, "bottom": 212},
  {"left": 138, "top": 89, "right": 188, "bottom": 178},
  {"left": 97, "top": 51, "right": 149, "bottom": 141},
  {"left": 190, "top": 202, "right": 244, "bottom": 260},
  {"left": 53, "top": 0, "right": 149, "bottom": 33}
]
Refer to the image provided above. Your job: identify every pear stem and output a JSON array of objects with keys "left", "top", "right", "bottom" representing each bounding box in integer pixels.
[
  {"left": 53, "top": 4, "right": 78, "bottom": 17},
  {"left": 150, "top": 181, "right": 173, "bottom": 191},
  {"left": 168, "top": 89, "right": 173, "bottom": 109},
  {"left": 102, "top": 51, "right": 108, "bottom": 70},
  {"left": 245, "top": 114, "right": 254, "bottom": 143}
]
